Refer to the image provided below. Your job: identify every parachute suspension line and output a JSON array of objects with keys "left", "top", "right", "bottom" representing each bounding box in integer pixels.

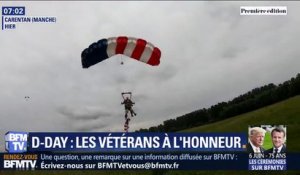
[
  {"left": 120, "top": 54, "right": 124, "bottom": 65},
  {"left": 120, "top": 60, "right": 130, "bottom": 132}
]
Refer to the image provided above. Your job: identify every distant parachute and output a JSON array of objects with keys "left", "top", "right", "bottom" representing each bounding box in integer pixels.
[{"left": 81, "top": 36, "right": 161, "bottom": 68}]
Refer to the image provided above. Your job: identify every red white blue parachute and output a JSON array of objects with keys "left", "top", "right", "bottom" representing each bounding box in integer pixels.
[{"left": 81, "top": 36, "right": 161, "bottom": 68}]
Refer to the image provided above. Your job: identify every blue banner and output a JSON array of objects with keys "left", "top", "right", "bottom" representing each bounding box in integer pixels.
[
  {"left": 0, "top": 152, "right": 248, "bottom": 170},
  {"left": 1, "top": 153, "right": 299, "bottom": 170},
  {"left": 22, "top": 132, "right": 247, "bottom": 152},
  {"left": 2, "top": 7, "right": 25, "bottom": 16}
]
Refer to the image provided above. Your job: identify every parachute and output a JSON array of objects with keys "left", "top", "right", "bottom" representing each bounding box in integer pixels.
[{"left": 81, "top": 36, "right": 161, "bottom": 68}]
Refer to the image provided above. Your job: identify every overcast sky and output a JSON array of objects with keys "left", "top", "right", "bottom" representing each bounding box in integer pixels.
[{"left": 1, "top": 1, "right": 300, "bottom": 150}]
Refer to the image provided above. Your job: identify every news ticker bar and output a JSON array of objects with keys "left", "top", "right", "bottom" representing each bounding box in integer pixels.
[
  {"left": 1, "top": 153, "right": 299, "bottom": 171},
  {"left": 5, "top": 132, "right": 247, "bottom": 153},
  {"left": 0, "top": 152, "right": 247, "bottom": 170}
]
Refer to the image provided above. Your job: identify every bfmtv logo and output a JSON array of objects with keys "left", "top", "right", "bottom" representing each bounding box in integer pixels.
[{"left": 5, "top": 131, "right": 28, "bottom": 153}]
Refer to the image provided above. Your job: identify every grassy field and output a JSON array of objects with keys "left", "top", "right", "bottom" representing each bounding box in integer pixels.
[
  {"left": 1, "top": 96, "right": 300, "bottom": 175},
  {"left": 183, "top": 95, "right": 300, "bottom": 152}
]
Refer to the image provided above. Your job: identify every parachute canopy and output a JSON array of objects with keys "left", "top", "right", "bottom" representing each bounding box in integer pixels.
[{"left": 81, "top": 36, "right": 161, "bottom": 68}]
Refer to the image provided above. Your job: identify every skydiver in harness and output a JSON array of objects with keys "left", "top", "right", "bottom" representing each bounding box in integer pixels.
[
  {"left": 121, "top": 92, "right": 136, "bottom": 132},
  {"left": 121, "top": 92, "right": 137, "bottom": 119}
]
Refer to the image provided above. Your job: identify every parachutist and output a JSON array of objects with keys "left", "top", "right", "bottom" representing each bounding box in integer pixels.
[
  {"left": 121, "top": 97, "right": 136, "bottom": 118},
  {"left": 121, "top": 92, "right": 137, "bottom": 132}
]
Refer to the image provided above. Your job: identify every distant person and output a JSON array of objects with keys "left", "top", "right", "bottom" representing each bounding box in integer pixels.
[
  {"left": 121, "top": 97, "right": 136, "bottom": 119},
  {"left": 247, "top": 127, "right": 266, "bottom": 154},
  {"left": 266, "top": 127, "right": 286, "bottom": 154}
]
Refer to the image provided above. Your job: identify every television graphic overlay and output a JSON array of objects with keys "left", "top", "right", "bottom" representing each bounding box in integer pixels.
[
  {"left": 1, "top": 132, "right": 250, "bottom": 170},
  {"left": 247, "top": 125, "right": 287, "bottom": 171},
  {"left": 5, "top": 132, "right": 28, "bottom": 153}
]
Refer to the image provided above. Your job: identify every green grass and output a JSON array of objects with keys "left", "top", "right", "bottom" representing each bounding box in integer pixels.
[
  {"left": 2, "top": 96, "right": 300, "bottom": 175},
  {"left": 183, "top": 95, "right": 300, "bottom": 152},
  {"left": 263, "top": 131, "right": 272, "bottom": 150}
]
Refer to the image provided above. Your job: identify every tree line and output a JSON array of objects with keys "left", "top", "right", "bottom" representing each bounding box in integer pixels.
[{"left": 137, "top": 73, "right": 300, "bottom": 132}]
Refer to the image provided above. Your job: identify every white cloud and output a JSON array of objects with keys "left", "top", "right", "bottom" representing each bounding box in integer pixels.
[{"left": 0, "top": 1, "right": 299, "bottom": 148}]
